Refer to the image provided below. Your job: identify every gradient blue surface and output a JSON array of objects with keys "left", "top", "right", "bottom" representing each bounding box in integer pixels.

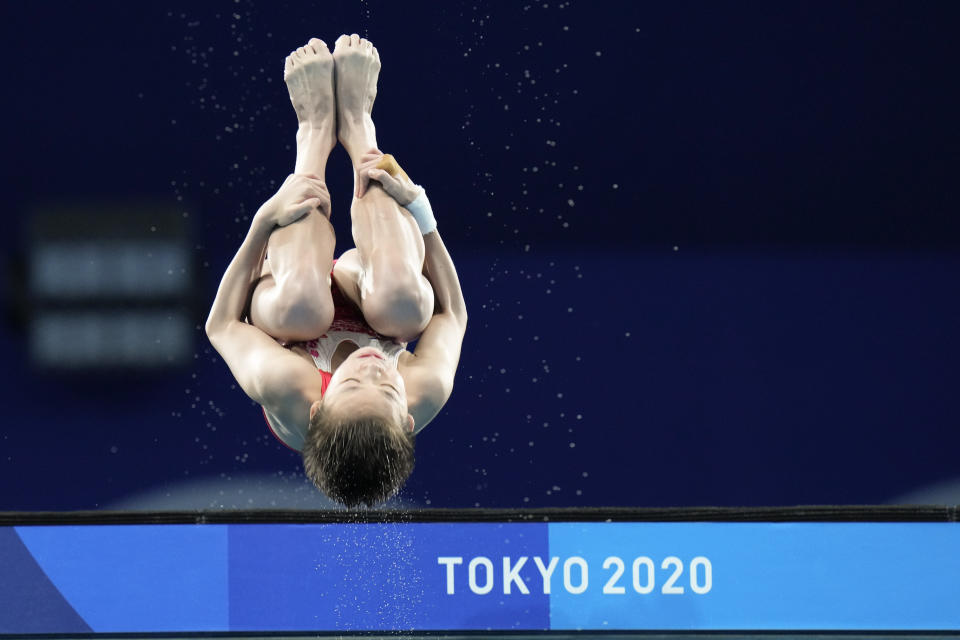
[
  {"left": 3, "top": 522, "right": 958, "bottom": 634},
  {"left": 548, "top": 522, "right": 960, "bottom": 630},
  {"left": 14, "top": 525, "right": 229, "bottom": 632},
  {"left": 227, "top": 523, "right": 550, "bottom": 631},
  {"left": 0, "top": 528, "right": 90, "bottom": 634}
]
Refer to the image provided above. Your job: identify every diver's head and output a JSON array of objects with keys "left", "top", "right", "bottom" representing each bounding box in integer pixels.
[{"left": 301, "top": 346, "right": 415, "bottom": 507}]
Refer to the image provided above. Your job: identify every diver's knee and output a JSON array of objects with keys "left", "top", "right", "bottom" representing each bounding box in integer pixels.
[
  {"left": 271, "top": 279, "right": 334, "bottom": 339},
  {"left": 363, "top": 278, "right": 432, "bottom": 340}
]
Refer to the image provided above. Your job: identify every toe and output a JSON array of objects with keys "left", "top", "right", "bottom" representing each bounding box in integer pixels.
[
  {"left": 284, "top": 54, "right": 294, "bottom": 73},
  {"left": 334, "top": 34, "right": 350, "bottom": 51},
  {"left": 372, "top": 46, "right": 380, "bottom": 65},
  {"left": 297, "top": 46, "right": 308, "bottom": 57},
  {"left": 360, "top": 38, "right": 372, "bottom": 49},
  {"left": 308, "top": 37, "right": 325, "bottom": 53},
  {"left": 350, "top": 33, "right": 360, "bottom": 47}
]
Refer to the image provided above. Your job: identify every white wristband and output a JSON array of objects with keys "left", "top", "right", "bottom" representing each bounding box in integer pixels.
[{"left": 405, "top": 187, "right": 437, "bottom": 235}]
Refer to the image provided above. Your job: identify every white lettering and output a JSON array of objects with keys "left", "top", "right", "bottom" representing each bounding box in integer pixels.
[
  {"left": 563, "top": 556, "right": 589, "bottom": 594},
  {"left": 602, "top": 556, "right": 626, "bottom": 594},
  {"left": 661, "top": 556, "right": 684, "bottom": 594},
  {"left": 438, "top": 554, "right": 712, "bottom": 597},
  {"left": 437, "top": 557, "right": 463, "bottom": 594},
  {"left": 503, "top": 556, "right": 529, "bottom": 594},
  {"left": 690, "top": 556, "right": 712, "bottom": 594},
  {"left": 533, "top": 556, "right": 559, "bottom": 594},
  {"left": 632, "top": 556, "right": 655, "bottom": 594},
  {"left": 469, "top": 556, "right": 494, "bottom": 594}
]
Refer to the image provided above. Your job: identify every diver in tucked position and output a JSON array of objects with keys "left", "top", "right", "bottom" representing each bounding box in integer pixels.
[{"left": 205, "top": 35, "right": 467, "bottom": 507}]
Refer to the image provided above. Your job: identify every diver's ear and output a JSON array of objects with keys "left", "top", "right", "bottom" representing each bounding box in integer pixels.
[
  {"left": 404, "top": 413, "right": 415, "bottom": 433},
  {"left": 309, "top": 400, "right": 323, "bottom": 420}
]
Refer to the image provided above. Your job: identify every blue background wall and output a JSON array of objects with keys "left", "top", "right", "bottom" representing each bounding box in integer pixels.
[{"left": 1, "top": 1, "right": 958, "bottom": 510}]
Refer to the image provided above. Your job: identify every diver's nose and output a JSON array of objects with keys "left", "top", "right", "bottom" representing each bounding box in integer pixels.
[{"left": 363, "top": 360, "right": 386, "bottom": 376}]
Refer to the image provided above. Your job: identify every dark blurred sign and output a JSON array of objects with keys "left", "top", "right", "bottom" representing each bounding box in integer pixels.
[{"left": 26, "top": 203, "right": 195, "bottom": 370}]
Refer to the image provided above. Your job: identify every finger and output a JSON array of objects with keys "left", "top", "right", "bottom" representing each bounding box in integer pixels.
[
  {"left": 293, "top": 198, "right": 321, "bottom": 219},
  {"left": 356, "top": 172, "right": 371, "bottom": 199},
  {"left": 369, "top": 169, "right": 401, "bottom": 194},
  {"left": 356, "top": 158, "right": 381, "bottom": 174},
  {"left": 291, "top": 174, "right": 325, "bottom": 192},
  {"left": 306, "top": 179, "right": 329, "bottom": 195},
  {"left": 292, "top": 186, "right": 328, "bottom": 208}
]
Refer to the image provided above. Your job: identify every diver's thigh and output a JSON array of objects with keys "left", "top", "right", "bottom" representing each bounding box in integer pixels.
[
  {"left": 250, "top": 216, "right": 337, "bottom": 340},
  {"left": 332, "top": 248, "right": 363, "bottom": 309}
]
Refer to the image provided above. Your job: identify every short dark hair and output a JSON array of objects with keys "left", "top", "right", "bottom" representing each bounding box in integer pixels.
[{"left": 302, "top": 404, "right": 415, "bottom": 508}]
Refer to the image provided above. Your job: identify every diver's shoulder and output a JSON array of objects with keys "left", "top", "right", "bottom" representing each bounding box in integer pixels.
[
  {"left": 399, "top": 358, "right": 451, "bottom": 433},
  {"left": 255, "top": 352, "right": 323, "bottom": 416}
]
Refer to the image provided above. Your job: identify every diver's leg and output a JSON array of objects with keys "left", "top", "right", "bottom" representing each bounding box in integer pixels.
[
  {"left": 250, "top": 39, "right": 338, "bottom": 342},
  {"left": 332, "top": 34, "right": 433, "bottom": 341}
]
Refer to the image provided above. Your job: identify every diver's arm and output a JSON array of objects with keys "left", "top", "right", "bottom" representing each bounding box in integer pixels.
[
  {"left": 421, "top": 230, "right": 467, "bottom": 325},
  {"left": 363, "top": 153, "right": 467, "bottom": 429},
  {"left": 205, "top": 215, "right": 272, "bottom": 335},
  {"left": 205, "top": 173, "right": 327, "bottom": 333},
  {"left": 205, "top": 174, "right": 328, "bottom": 403},
  {"left": 205, "top": 208, "right": 292, "bottom": 406},
  {"left": 402, "top": 229, "right": 468, "bottom": 431},
  {"left": 410, "top": 229, "right": 468, "bottom": 393}
]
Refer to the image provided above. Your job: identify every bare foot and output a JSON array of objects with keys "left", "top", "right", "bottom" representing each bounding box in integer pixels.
[
  {"left": 332, "top": 33, "right": 381, "bottom": 160},
  {"left": 284, "top": 38, "right": 336, "bottom": 155}
]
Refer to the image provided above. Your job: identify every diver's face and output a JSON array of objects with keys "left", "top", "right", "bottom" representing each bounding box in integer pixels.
[{"left": 312, "top": 346, "right": 413, "bottom": 431}]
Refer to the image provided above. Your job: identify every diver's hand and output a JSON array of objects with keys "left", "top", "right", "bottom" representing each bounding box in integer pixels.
[
  {"left": 357, "top": 150, "right": 421, "bottom": 204},
  {"left": 256, "top": 173, "right": 330, "bottom": 227},
  {"left": 369, "top": 168, "right": 422, "bottom": 206}
]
